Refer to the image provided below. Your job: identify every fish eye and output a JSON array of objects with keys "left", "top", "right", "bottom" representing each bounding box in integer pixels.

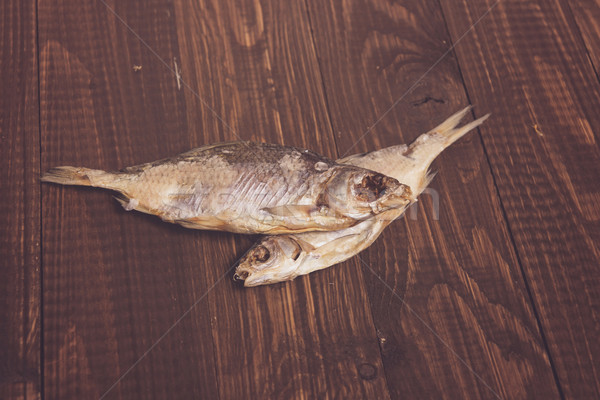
[{"left": 252, "top": 245, "right": 270, "bottom": 262}]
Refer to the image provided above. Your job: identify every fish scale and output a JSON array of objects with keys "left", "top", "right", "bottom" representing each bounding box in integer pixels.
[{"left": 42, "top": 141, "right": 411, "bottom": 234}]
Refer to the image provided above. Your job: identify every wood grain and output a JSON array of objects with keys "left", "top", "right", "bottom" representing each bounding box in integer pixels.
[
  {"left": 568, "top": 0, "right": 600, "bottom": 79},
  {"left": 1, "top": 0, "right": 597, "bottom": 398},
  {"left": 305, "top": 0, "right": 561, "bottom": 398},
  {"left": 441, "top": 0, "right": 600, "bottom": 398},
  {"left": 39, "top": 1, "right": 219, "bottom": 398},
  {"left": 172, "top": 0, "right": 390, "bottom": 398},
  {"left": 40, "top": 0, "right": 390, "bottom": 398},
  {"left": 0, "top": 1, "right": 41, "bottom": 399}
]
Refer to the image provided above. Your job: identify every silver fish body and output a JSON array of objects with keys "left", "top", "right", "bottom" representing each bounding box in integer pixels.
[
  {"left": 42, "top": 141, "right": 410, "bottom": 234},
  {"left": 235, "top": 107, "right": 490, "bottom": 286}
]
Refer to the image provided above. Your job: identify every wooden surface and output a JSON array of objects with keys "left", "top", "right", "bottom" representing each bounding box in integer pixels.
[
  {"left": 2, "top": 0, "right": 599, "bottom": 399},
  {"left": 1, "top": 1, "right": 41, "bottom": 399}
]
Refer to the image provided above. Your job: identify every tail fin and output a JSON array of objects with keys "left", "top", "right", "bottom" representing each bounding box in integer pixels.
[
  {"left": 404, "top": 107, "right": 489, "bottom": 197},
  {"left": 428, "top": 106, "right": 473, "bottom": 137},
  {"left": 427, "top": 106, "right": 490, "bottom": 149},
  {"left": 407, "top": 107, "right": 490, "bottom": 169},
  {"left": 41, "top": 166, "right": 94, "bottom": 186},
  {"left": 41, "top": 166, "right": 118, "bottom": 188}
]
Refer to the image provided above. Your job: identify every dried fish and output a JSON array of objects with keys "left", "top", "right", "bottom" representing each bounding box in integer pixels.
[
  {"left": 42, "top": 141, "right": 411, "bottom": 234},
  {"left": 235, "top": 107, "right": 490, "bottom": 286}
]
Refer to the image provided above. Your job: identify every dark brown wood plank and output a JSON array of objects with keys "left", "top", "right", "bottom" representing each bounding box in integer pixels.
[
  {"left": 0, "top": 1, "right": 41, "bottom": 399},
  {"left": 40, "top": 1, "right": 220, "bottom": 398},
  {"left": 568, "top": 0, "right": 600, "bottom": 79},
  {"left": 440, "top": 0, "right": 600, "bottom": 398},
  {"left": 172, "top": 0, "right": 391, "bottom": 398},
  {"left": 305, "top": 0, "right": 561, "bottom": 398}
]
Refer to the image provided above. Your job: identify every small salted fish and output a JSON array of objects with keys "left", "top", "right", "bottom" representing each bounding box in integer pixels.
[
  {"left": 42, "top": 141, "right": 411, "bottom": 234},
  {"left": 234, "top": 107, "right": 490, "bottom": 286}
]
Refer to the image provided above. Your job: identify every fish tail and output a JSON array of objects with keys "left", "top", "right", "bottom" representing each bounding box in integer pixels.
[
  {"left": 428, "top": 106, "right": 473, "bottom": 138},
  {"left": 404, "top": 107, "right": 489, "bottom": 196},
  {"left": 408, "top": 107, "right": 490, "bottom": 167},
  {"left": 41, "top": 166, "right": 95, "bottom": 186},
  {"left": 430, "top": 106, "right": 490, "bottom": 148},
  {"left": 41, "top": 166, "right": 120, "bottom": 188}
]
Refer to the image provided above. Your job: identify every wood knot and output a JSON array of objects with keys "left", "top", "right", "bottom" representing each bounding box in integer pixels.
[{"left": 357, "top": 363, "right": 377, "bottom": 380}]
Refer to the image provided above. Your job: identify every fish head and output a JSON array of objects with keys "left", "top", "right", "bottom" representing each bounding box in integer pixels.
[
  {"left": 234, "top": 236, "right": 308, "bottom": 286},
  {"left": 323, "top": 168, "right": 412, "bottom": 219}
]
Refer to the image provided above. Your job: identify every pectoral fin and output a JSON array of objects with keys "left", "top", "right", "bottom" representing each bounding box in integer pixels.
[
  {"left": 113, "top": 193, "right": 152, "bottom": 214},
  {"left": 262, "top": 204, "right": 319, "bottom": 218},
  {"left": 173, "top": 216, "right": 229, "bottom": 230},
  {"left": 314, "top": 233, "right": 363, "bottom": 255},
  {"left": 261, "top": 205, "right": 356, "bottom": 232}
]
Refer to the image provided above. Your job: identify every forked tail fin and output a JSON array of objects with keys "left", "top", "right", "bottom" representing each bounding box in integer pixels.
[
  {"left": 41, "top": 166, "right": 118, "bottom": 188},
  {"left": 415, "top": 106, "right": 490, "bottom": 156},
  {"left": 406, "top": 107, "right": 490, "bottom": 196},
  {"left": 429, "top": 106, "right": 490, "bottom": 148},
  {"left": 41, "top": 166, "right": 94, "bottom": 186},
  {"left": 407, "top": 107, "right": 490, "bottom": 171}
]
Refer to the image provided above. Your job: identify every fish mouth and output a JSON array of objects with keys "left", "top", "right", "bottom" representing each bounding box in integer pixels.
[
  {"left": 232, "top": 266, "right": 271, "bottom": 287},
  {"left": 232, "top": 244, "right": 275, "bottom": 286},
  {"left": 232, "top": 255, "right": 298, "bottom": 287},
  {"left": 234, "top": 261, "right": 266, "bottom": 286},
  {"left": 232, "top": 243, "right": 263, "bottom": 285},
  {"left": 233, "top": 270, "right": 249, "bottom": 282}
]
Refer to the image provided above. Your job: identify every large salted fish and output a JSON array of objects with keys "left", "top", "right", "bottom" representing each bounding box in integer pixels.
[{"left": 42, "top": 141, "right": 410, "bottom": 234}]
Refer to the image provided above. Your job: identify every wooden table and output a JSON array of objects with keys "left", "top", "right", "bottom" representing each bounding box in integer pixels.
[{"left": 2, "top": 0, "right": 599, "bottom": 398}]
